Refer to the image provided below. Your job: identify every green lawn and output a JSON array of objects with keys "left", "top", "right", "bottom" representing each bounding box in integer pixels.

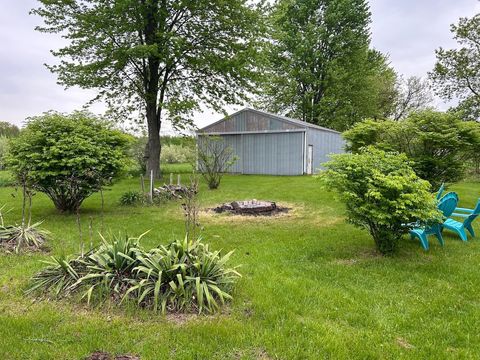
[
  {"left": 161, "top": 162, "right": 194, "bottom": 174},
  {"left": 0, "top": 173, "right": 480, "bottom": 359}
]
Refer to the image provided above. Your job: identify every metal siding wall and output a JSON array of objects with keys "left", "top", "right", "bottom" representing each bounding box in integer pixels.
[
  {"left": 233, "top": 112, "right": 246, "bottom": 132},
  {"left": 306, "top": 128, "right": 345, "bottom": 173},
  {"left": 242, "top": 132, "right": 304, "bottom": 175},
  {"left": 270, "top": 118, "right": 283, "bottom": 130},
  {"left": 222, "top": 135, "right": 243, "bottom": 173},
  {"left": 197, "top": 135, "right": 243, "bottom": 173}
]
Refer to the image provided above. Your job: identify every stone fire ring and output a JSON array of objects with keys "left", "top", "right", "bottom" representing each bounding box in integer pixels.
[{"left": 213, "top": 199, "right": 287, "bottom": 216}]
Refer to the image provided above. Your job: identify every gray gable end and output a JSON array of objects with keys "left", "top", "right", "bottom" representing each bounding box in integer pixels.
[{"left": 197, "top": 108, "right": 340, "bottom": 135}]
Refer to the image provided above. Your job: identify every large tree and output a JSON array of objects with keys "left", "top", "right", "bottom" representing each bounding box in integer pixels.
[
  {"left": 260, "top": 0, "right": 395, "bottom": 131},
  {"left": 430, "top": 14, "right": 480, "bottom": 121},
  {"left": 390, "top": 76, "right": 433, "bottom": 121},
  {"left": 33, "top": 0, "right": 263, "bottom": 177}
]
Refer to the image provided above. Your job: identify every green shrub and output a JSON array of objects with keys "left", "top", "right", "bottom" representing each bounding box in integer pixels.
[
  {"left": 119, "top": 190, "right": 174, "bottom": 207},
  {"left": 320, "top": 147, "right": 440, "bottom": 254},
  {"left": 0, "top": 202, "right": 49, "bottom": 253},
  {"left": 27, "top": 233, "right": 240, "bottom": 314},
  {"left": 119, "top": 190, "right": 144, "bottom": 206},
  {"left": 7, "top": 111, "right": 130, "bottom": 213},
  {"left": 343, "top": 111, "right": 480, "bottom": 187}
]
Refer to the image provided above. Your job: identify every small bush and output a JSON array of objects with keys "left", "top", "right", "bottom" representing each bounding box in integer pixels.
[
  {"left": 197, "top": 135, "right": 237, "bottom": 189},
  {"left": 119, "top": 191, "right": 144, "bottom": 206},
  {"left": 320, "top": 147, "right": 440, "bottom": 254},
  {"left": 7, "top": 111, "right": 130, "bottom": 212},
  {"left": 27, "top": 233, "right": 240, "bottom": 314},
  {"left": 0, "top": 200, "right": 49, "bottom": 253}
]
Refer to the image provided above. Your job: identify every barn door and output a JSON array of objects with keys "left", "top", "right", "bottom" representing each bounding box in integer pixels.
[{"left": 306, "top": 145, "right": 313, "bottom": 174}]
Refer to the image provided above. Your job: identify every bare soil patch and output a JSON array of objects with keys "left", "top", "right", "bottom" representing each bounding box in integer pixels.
[
  {"left": 0, "top": 241, "right": 49, "bottom": 254},
  {"left": 396, "top": 337, "right": 415, "bottom": 349},
  {"left": 165, "top": 312, "right": 198, "bottom": 325},
  {"left": 85, "top": 351, "right": 140, "bottom": 360}
]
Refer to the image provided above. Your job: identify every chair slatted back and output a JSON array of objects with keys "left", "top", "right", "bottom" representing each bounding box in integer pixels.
[{"left": 438, "top": 194, "right": 458, "bottom": 218}]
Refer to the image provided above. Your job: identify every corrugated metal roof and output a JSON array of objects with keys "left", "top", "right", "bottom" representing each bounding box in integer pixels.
[{"left": 197, "top": 107, "right": 341, "bottom": 134}]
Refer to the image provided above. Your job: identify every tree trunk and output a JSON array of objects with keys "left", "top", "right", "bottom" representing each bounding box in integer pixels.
[
  {"left": 143, "top": 0, "right": 163, "bottom": 179},
  {"left": 145, "top": 103, "right": 161, "bottom": 179}
]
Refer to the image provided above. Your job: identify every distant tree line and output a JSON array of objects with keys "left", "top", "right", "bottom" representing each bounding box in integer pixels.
[
  {"left": 0, "top": 122, "right": 20, "bottom": 138},
  {"left": 0, "top": 121, "right": 20, "bottom": 170}
]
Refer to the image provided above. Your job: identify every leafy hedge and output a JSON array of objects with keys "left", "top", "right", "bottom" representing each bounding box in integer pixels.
[
  {"left": 343, "top": 110, "right": 480, "bottom": 187},
  {"left": 27, "top": 234, "right": 240, "bottom": 314}
]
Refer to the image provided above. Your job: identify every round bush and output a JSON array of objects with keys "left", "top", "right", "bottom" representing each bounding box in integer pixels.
[
  {"left": 7, "top": 111, "right": 129, "bottom": 212},
  {"left": 320, "top": 147, "right": 440, "bottom": 254}
]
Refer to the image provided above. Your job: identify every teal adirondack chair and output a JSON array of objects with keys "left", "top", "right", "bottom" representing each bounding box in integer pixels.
[
  {"left": 436, "top": 183, "right": 445, "bottom": 200},
  {"left": 439, "top": 191, "right": 458, "bottom": 203},
  {"left": 409, "top": 193, "right": 458, "bottom": 250},
  {"left": 443, "top": 199, "right": 480, "bottom": 241}
]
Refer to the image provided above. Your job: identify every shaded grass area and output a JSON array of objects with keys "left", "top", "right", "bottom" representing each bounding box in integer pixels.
[{"left": 0, "top": 174, "right": 479, "bottom": 359}]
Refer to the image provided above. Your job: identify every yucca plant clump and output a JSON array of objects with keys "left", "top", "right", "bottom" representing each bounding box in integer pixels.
[
  {"left": 0, "top": 204, "right": 49, "bottom": 253},
  {"left": 0, "top": 222, "right": 49, "bottom": 252},
  {"left": 27, "top": 233, "right": 240, "bottom": 314}
]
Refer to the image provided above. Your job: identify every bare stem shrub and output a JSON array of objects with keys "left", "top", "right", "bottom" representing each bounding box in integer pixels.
[{"left": 197, "top": 135, "right": 237, "bottom": 189}]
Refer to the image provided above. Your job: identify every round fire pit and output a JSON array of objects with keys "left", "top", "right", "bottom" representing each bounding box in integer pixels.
[{"left": 213, "top": 199, "right": 287, "bottom": 216}]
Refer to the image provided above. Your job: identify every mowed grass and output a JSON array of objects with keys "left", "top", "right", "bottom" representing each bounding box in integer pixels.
[{"left": 0, "top": 172, "right": 480, "bottom": 359}]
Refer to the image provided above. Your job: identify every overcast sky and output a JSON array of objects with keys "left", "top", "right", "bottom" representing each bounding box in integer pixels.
[{"left": 1, "top": 1, "right": 479, "bottom": 132}]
